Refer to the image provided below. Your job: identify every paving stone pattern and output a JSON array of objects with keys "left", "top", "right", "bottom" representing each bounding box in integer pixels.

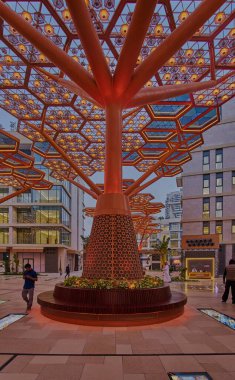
[{"left": 0, "top": 274, "right": 234, "bottom": 379}]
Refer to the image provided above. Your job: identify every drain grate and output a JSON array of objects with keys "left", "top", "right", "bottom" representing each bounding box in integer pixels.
[
  {"left": 168, "top": 372, "right": 213, "bottom": 380},
  {"left": 0, "top": 313, "right": 26, "bottom": 330},
  {"left": 198, "top": 308, "right": 235, "bottom": 330}
]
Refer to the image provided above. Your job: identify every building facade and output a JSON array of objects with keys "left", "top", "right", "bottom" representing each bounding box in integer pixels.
[
  {"left": 0, "top": 133, "right": 84, "bottom": 273},
  {"left": 179, "top": 101, "right": 235, "bottom": 276},
  {"left": 165, "top": 190, "right": 182, "bottom": 256}
]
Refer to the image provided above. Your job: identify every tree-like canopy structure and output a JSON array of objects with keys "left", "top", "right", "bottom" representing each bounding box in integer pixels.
[
  {"left": 0, "top": 129, "right": 52, "bottom": 203},
  {"left": 0, "top": 0, "right": 234, "bottom": 279}
]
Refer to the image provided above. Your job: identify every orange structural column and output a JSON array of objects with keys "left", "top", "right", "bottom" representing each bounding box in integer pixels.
[{"left": 104, "top": 105, "right": 123, "bottom": 194}]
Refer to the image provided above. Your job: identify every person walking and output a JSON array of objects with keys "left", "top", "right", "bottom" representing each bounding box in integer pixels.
[
  {"left": 22, "top": 263, "right": 38, "bottom": 311},
  {"left": 65, "top": 264, "right": 70, "bottom": 279},
  {"left": 222, "top": 259, "right": 235, "bottom": 304},
  {"left": 163, "top": 261, "right": 171, "bottom": 283}
]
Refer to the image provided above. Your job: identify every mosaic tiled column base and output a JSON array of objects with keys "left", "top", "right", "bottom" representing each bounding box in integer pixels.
[{"left": 83, "top": 213, "right": 143, "bottom": 279}]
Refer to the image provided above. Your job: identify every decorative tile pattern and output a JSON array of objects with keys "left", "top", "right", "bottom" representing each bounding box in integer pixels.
[{"left": 83, "top": 214, "right": 143, "bottom": 279}]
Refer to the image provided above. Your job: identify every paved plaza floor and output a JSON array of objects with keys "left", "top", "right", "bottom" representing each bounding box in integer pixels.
[{"left": 0, "top": 273, "right": 234, "bottom": 379}]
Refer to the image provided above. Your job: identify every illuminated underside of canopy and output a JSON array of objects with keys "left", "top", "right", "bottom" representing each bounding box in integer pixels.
[{"left": 0, "top": 129, "right": 52, "bottom": 203}]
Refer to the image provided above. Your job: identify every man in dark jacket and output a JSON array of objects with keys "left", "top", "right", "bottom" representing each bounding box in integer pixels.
[
  {"left": 22, "top": 263, "right": 38, "bottom": 311},
  {"left": 222, "top": 259, "right": 235, "bottom": 304}
]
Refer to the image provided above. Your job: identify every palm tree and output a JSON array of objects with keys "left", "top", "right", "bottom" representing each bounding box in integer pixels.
[{"left": 154, "top": 236, "right": 171, "bottom": 269}]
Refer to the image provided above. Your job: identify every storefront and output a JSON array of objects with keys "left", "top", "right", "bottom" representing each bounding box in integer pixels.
[{"left": 182, "top": 234, "right": 219, "bottom": 279}]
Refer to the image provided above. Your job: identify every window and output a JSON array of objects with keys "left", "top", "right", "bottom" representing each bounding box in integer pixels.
[
  {"left": 17, "top": 189, "right": 32, "bottom": 203},
  {"left": 170, "top": 232, "right": 179, "bottom": 239},
  {"left": 0, "top": 188, "right": 9, "bottom": 199},
  {"left": 170, "top": 223, "right": 180, "bottom": 231},
  {"left": 232, "top": 220, "right": 235, "bottom": 234},
  {"left": 203, "top": 198, "right": 210, "bottom": 219},
  {"left": 0, "top": 228, "right": 9, "bottom": 243},
  {"left": 203, "top": 174, "right": 210, "bottom": 195},
  {"left": 17, "top": 208, "right": 33, "bottom": 223},
  {"left": 232, "top": 171, "right": 235, "bottom": 186},
  {"left": 35, "top": 229, "right": 59, "bottom": 244},
  {"left": 216, "top": 221, "right": 223, "bottom": 241},
  {"left": 35, "top": 207, "right": 60, "bottom": 224},
  {"left": 203, "top": 151, "right": 210, "bottom": 170},
  {"left": 203, "top": 222, "right": 210, "bottom": 235},
  {"left": 216, "top": 148, "right": 223, "bottom": 169},
  {"left": 17, "top": 228, "right": 32, "bottom": 244},
  {"left": 0, "top": 208, "right": 9, "bottom": 224},
  {"left": 62, "top": 209, "right": 71, "bottom": 227},
  {"left": 171, "top": 241, "right": 178, "bottom": 248},
  {"left": 216, "top": 173, "right": 223, "bottom": 194},
  {"left": 216, "top": 196, "right": 223, "bottom": 217}
]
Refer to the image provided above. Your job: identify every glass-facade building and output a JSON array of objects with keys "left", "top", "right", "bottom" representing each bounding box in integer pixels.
[{"left": 0, "top": 134, "right": 84, "bottom": 273}]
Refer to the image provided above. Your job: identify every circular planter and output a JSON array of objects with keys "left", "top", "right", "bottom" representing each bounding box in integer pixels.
[{"left": 37, "top": 284, "right": 187, "bottom": 326}]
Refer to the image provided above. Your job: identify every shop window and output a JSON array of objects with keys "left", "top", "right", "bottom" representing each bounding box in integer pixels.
[
  {"left": 216, "top": 172, "right": 223, "bottom": 194},
  {"left": 0, "top": 228, "right": 9, "bottom": 244},
  {"left": 0, "top": 208, "right": 9, "bottom": 224},
  {"left": 203, "top": 198, "right": 210, "bottom": 219},
  {"left": 203, "top": 150, "right": 210, "bottom": 171},
  {"left": 216, "top": 196, "right": 223, "bottom": 217},
  {"left": 216, "top": 221, "right": 223, "bottom": 241},
  {"left": 203, "top": 221, "right": 210, "bottom": 235},
  {"left": 215, "top": 148, "right": 223, "bottom": 169},
  {"left": 203, "top": 174, "right": 210, "bottom": 195}
]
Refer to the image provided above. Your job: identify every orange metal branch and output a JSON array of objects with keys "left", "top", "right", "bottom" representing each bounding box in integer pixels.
[
  {"left": 0, "top": 1, "right": 103, "bottom": 105},
  {"left": 28, "top": 123, "right": 102, "bottom": 196},
  {"left": 129, "top": 173, "right": 165, "bottom": 198},
  {"left": 55, "top": 172, "right": 98, "bottom": 200},
  {"left": 125, "top": 146, "right": 183, "bottom": 197},
  {"left": 104, "top": 105, "right": 122, "bottom": 193},
  {"left": 122, "top": 0, "right": 227, "bottom": 104},
  {"left": 114, "top": 0, "right": 158, "bottom": 98},
  {"left": 126, "top": 80, "right": 217, "bottom": 108},
  {"left": 66, "top": 0, "right": 113, "bottom": 101},
  {"left": 0, "top": 186, "right": 30, "bottom": 204},
  {"left": 36, "top": 68, "right": 103, "bottom": 107}
]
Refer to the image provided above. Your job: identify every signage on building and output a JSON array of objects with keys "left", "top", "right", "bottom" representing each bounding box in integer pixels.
[{"left": 182, "top": 234, "right": 219, "bottom": 250}]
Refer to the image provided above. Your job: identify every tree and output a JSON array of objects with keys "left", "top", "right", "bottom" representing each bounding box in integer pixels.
[
  {"left": 3, "top": 256, "right": 10, "bottom": 274},
  {"left": 154, "top": 236, "right": 171, "bottom": 269}
]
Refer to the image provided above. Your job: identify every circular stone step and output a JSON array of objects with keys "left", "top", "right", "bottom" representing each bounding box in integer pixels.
[{"left": 37, "top": 284, "right": 187, "bottom": 326}]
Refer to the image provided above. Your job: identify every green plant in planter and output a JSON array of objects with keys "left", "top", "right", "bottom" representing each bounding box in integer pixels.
[{"left": 63, "top": 275, "right": 163, "bottom": 289}]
